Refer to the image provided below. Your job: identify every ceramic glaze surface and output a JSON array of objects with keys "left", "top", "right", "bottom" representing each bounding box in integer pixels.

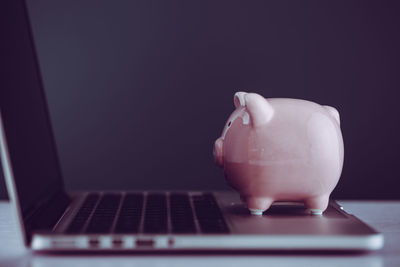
[{"left": 213, "top": 92, "right": 344, "bottom": 215}]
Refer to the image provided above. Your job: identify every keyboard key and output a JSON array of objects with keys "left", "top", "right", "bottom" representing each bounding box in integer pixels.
[
  {"left": 65, "top": 193, "right": 99, "bottom": 234},
  {"left": 193, "top": 193, "right": 229, "bottom": 233},
  {"left": 170, "top": 193, "right": 196, "bottom": 233},
  {"left": 114, "top": 193, "right": 144, "bottom": 233},
  {"left": 85, "top": 194, "right": 121, "bottom": 233},
  {"left": 143, "top": 193, "right": 168, "bottom": 233}
]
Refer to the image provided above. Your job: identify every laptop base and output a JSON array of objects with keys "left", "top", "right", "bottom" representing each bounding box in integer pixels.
[{"left": 30, "top": 191, "right": 384, "bottom": 252}]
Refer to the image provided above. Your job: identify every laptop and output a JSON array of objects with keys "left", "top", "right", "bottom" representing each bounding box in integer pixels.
[{"left": 0, "top": 0, "right": 383, "bottom": 252}]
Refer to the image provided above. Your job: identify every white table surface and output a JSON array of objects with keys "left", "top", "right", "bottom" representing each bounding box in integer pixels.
[{"left": 0, "top": 200, "right": 399, "bottom": 267}]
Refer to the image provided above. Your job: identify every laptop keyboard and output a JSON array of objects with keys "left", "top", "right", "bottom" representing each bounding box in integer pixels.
[
  {"left": 114, "top": 193, "right": 143, "bottom": 233},
  {"left": 86, "top": 194, "right": 121, "bottom": 233},
  {"left": 170, "top": 193, "right": 196, "bottom": 233},
  {"left": 65, "top": 193, "right": 100, "bottom": 233},
  {"left": 143, "top": 193, "right": 168, "bottom": 233},
  {"left": 65, "top": 192, "right": 229, "bottom": 234}
]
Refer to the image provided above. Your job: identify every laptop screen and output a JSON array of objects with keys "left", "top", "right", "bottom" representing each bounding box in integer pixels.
[{"left": 0, "top": 0, "right": 64, "bottom": 219}]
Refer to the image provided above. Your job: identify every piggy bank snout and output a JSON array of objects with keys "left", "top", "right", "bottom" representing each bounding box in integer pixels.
[{"left": 213, "top": 138, "right": 224, "bottom": 167}]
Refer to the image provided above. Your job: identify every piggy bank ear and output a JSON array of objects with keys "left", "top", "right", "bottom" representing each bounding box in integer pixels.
[
  {"left": 323, "top": 105, "right": 340, "bottom": 125},
  {"left": 244, "top": 93, "right": 274, "bottom": 127},
  {"left": 234, "top": 92, "right": 247, "bottom": 108}
]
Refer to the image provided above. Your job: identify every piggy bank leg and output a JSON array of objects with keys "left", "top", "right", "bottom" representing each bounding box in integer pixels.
[
  {"left": 246, "top": 196, "right": 273, "bottom": 216},
  {"left": 305, "top": 195, "right": 329, "bottom": 215}
]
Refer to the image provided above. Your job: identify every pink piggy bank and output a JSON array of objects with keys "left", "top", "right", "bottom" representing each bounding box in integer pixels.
[{"left": 214, "top": 92, "right": 344, "bottom": 215}]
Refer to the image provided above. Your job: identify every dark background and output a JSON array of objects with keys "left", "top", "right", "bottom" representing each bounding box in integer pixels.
[{"left": 1, "top": 0, "right": 399, "bottom": 199}]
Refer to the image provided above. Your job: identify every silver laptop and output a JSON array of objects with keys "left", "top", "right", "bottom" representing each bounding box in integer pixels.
[{"left": 0, "top": 0, "right": 383, "bottom": 252}]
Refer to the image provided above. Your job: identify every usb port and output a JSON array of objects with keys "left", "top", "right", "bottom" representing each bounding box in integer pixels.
[
  {"left": 88, "top": 238, "right": 100, "bottom": 247},
  {"left": 136, "top": 239, "right": 154, "bottom": 247},
  {"left": 113, "top": 239, "right": 123, "bottom": 247}
]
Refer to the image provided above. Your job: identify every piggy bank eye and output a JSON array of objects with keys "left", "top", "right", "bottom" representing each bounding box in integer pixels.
[{"left": 228, "top": 121, "right": 232, "bottom": 127}]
